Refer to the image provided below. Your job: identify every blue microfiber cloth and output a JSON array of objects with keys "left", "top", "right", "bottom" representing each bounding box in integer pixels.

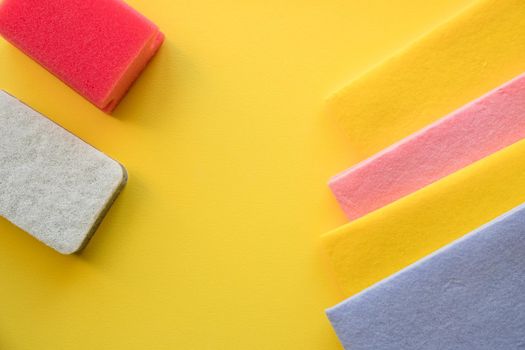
[{"left": 326, "top": 203, "right": 525, "bottom": 350}]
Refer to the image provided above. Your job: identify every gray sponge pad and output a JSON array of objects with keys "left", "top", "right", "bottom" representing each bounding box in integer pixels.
[
  {"left": 0, "top": 91, "right": 127, "bottom": 254},
  {"left": 327, "top": 203, "right": 525, "bottom": 350}
]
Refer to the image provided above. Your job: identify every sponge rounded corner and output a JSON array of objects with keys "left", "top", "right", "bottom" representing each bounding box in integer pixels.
[{"left": 59, "top": 163, "right": 127, "bottom": 255}]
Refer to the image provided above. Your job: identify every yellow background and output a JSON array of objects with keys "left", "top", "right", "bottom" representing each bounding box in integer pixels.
[{"left": 0, "top": 1, "right": 476, "bottom": 349}]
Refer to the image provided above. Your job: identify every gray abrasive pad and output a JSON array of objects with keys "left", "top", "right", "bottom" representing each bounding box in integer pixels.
[
  {"left": 327, "top": 202, "right": 525, "bottom": 350},
  {"left": 0, "top": 91, "right": 127, "bottom": 254}
]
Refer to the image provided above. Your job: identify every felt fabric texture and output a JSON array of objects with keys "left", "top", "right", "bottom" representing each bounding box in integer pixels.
[
  {"left": 326, "top": 203, "right": 525, "bottom": 350},
  {"left": 327, "top": 0, "right": 525, "bottom": 160},
  {"left": 322, "top": 0, "right": 525, "bottom": 298},
  {"left": 0, "top": 91, "right": 127, "bottom": 254},
  {"left": 330, "top": 73, "right": 525, "bottom": 220},
  {"left": 0, "top": 0, "right": 164, "bottom": 113},
  {"left": 322, "top": 138, "right": 525, "bottom": 297}
]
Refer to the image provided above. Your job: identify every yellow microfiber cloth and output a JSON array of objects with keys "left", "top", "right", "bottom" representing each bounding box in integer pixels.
[
  {"left": 328, "top": 0, "right": 525, "bottom": 159},
  {"left": 323, "top": 0, "right": 525, "bottom": 297}
]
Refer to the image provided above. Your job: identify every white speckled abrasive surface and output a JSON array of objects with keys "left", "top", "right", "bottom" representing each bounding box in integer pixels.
[{"left": 0, "top": 91, "right": 127, "bottom": 254}]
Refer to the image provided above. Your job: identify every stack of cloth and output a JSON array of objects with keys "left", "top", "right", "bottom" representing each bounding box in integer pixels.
[{"left": 321, "top": 0, "right": 525, "bottom": 348}]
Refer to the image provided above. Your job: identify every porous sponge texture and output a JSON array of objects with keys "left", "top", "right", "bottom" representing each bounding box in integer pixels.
[
  {"left": 0, "top": 90, "right": 127, "bottom": 254},
  {"left": 0, "top": 0, "right": 163, "bottom": 112},
  {"left": 330, "top": 73, "right": 525, "bottom": 220}
]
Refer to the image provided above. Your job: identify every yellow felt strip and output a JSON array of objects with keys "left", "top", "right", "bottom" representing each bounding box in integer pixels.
[
  {"left": 327, "top": 0, "right": 525, "bottom": 159},
  {"left": 323, "top": 0, "right": 525, "bottom": 298}
]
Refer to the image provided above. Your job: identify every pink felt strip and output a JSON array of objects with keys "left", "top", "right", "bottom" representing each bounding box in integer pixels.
[{"left": 330, "top": 73, "right": 525, "bottom": 221}]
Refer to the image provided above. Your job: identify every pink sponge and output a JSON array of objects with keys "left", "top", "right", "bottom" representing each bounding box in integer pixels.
[
  {"left": 0, "top": 0, "right": 164, "bottom": 113},
  {"left": 330, "top": 73, "right": 525, "bottom": 221}
]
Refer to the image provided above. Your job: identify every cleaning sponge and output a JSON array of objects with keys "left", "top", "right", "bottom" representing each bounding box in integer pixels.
[
  {"left": 0, "top": 91, "right": 127, "bottom": 254},
  {"left": 330, "top": 72, "right": 525, "bottom": 220},
  {"left": 327, "top": 202, "right": 525, "bottom": 350},
  {"left": 0, "top": 0, "right": 164, "bottom": 113}
]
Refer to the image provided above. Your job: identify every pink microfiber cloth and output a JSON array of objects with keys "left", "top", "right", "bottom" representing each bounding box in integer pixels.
[
  {"left": 330, "top": 72, "right": 525, "bottom": 220},
  {"left": 0, "top": 0, "right": 164, "bottom": 113}
]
